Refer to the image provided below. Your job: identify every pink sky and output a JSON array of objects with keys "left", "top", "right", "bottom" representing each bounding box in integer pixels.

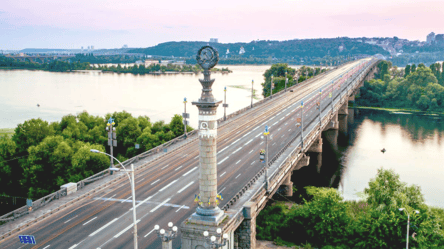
[{"left": 1, "top": 0, "right": 443, "bottom": 49}]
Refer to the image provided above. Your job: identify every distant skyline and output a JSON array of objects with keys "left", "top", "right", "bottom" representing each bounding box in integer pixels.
[{"left": 1, "top": 0, "right": 443, "bottom": 50}]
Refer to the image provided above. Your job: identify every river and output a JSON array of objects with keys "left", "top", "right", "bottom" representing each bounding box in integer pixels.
[{"left": 1, "top": 67, "right": 443, "bottom": 208}]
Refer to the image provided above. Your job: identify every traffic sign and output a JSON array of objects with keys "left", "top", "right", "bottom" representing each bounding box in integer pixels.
[
  {"left": 19, "top": 235, "right": 36, "bottom": 244},
  {"left": 264, "top": 125, "right": 269, "bottom": 135},
  {"left": 26, "top": 199, "right": 32, "bottom": 207}
]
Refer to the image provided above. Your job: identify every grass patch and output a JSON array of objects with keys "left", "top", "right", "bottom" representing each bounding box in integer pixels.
[{"left": 354, "top": 105, "right": 444, "bottom": 115}]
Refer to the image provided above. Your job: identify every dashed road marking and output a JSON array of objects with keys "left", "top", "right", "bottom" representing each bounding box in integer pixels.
[
  {"left": 218, "top": 156, "right": 229, "bottom": 165},
  {"left": 235, "top": 174, "right": 241, "bottom": 179},
  {"left": 183, "top": 166, "right": 198, "bottom": 176},
  {"left": 83, "top": 217, "right": 98, "bottom": 226},
  {"left": 174, "top": 166, "right": 182, "bottom": 171},
  {"left": 232, "top": 147, "right": 242, "bottom": 154},
  {"left": 144, "top": 229, "right": 156, "bottom": 238},
  {"left": 89, "top": 218, "right": 118, "bottom": 237},
  {"left": 159, "top": 180, "right": 178, "bottom": 192},
  {"left": 177, "top": 181, "right": 194, "bottom": 193},
  {"left": 150, "top": 198, "right": 171, "bottom": 212},
  {"left": 151, "top": 179, "right": 160, "bottom": 185},
  {"left": 236, "top": 160, "right": 241, "bottom": 165},
  {"left": 220, "top": 172, "right": 226, "bottom": 177}
]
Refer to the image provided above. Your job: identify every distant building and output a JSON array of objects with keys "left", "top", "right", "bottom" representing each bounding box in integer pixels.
[
  {"left": 81, "top": 46, "right": 84, "bottom": 50},
  {"left": 145, "top": 59, "right": 159, "bottom": 67},
  {"left": 209, "top": 38, "right": 218, "bottom": 43},
  {"left": 122, "top": 44, "right": 129, "bottom": 49},
  {"left": 91, "top": 46, "right": 94, "bottom": 50},
  {"left": 338, "top": 45, "right": 344, "bottom": 52},
  {"left": 427, "top": 32, "right": 436, "bottom": 44},
  {"left": 239, "top": 46, "right": 245, "bottom": 55}
]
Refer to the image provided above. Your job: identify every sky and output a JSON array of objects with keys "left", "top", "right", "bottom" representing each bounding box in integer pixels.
[{"left": 1, "top": 0, "right": 443, "bottom": 50}]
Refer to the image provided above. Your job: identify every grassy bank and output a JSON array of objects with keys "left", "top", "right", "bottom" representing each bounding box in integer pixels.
[
  {"left": 352, "top": 105, "right": 444, "bottom": 115},
  {"left": 0, "top": 128, "right": 14, "bottom": 137}
]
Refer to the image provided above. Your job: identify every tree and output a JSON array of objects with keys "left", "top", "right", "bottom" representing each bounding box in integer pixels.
[
  {"left": 69, "top": 143, "right": 109, "bottom": 182},
  {"left": 13, "top": 118, "right": 55, "bottom": 155},
  {"left": 0, "top": 136, "right": 17, "bottom": 194},
  {"left": 169, "top": 114, "right": 185, "bottom": 137},
  {"left": 404, "top": 65, "right": 411, "bottom": 78}
]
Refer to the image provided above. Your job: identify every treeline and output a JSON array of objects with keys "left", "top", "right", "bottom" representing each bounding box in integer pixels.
[
  {"left": 357, "top": 61, "right": 444, "bottom": 112},
  {"left": 98, "top": 63, "right": 231, "bottom": 74},
  {"left": 389, "top": 51, "right": 444, "bottom": 67},
  {"left": 261, "top": 64, "right": 328, "bottom": 97},
  {"left": 257, "top": 169, "right": 444, "bottom": 248},
  {"left": 0, "top": 111, "right": 192, "bottom": 202},
  {"left": 0, "top": 56, "right": 91, "bottom": 72},
  {"left": 129, "top": 38, "right": 389, "bottom": 59},
  {"left": 74, "top": 53, "right": 142, "bottom": 64}
]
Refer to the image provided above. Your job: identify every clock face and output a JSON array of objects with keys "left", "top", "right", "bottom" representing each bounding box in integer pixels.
[{"left": 196, "top": 46, "right": 219, "bottom": 69}]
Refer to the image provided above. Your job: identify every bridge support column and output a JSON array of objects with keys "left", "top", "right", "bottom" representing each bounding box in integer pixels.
[
  {"left": 348, "top": 94, "right": 355, "bottom": 102},
  {"left": 323, "top": 113, "right": 338, "bottom": 131},
  {"left": 234, "top": 202, "right": 256, "bottom": 249},
  {"left": 294, "top": 154, "right": 310, "bottom": 170},
  {"left": 307, "top": 135, "right": 322, "bottom": 173},
  {"left": 338, "top": 101, "right": 348, "bottom": 135},
  {"left": 278, "top": 174, "right": 293, "bottom": 197}
]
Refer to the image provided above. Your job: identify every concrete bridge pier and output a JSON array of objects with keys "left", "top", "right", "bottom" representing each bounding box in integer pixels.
[
  {"left": 307, "top": 134, "right": 322, "bottom": 173},
  {"left": 322, "top": 129, "right": 339, "bottom": 152},
  {"left": 278, "top": 174, "right": 293, "bottom": 197},
  {"left": 234, "top": 202, "right": 257, "bottom": 249},
  {"left": 338, "top": 101, "right": 348, "bottom": 135}
]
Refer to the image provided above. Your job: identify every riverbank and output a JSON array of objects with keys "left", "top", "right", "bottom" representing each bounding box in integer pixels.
[{"left": 352, "top": 105, "right": 444, "bottom": 116}]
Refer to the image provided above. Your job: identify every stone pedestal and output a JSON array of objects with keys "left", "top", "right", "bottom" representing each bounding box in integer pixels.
[
  {"left": 307, "top": 135, "right": 322, "bottom": 153},
  {"left": 162, "top": 240, "right": 172, "bottom": 249},
  {"left": 234, "top": 202, "right": 256, "bottom": 249},
  {"left": 294, "top": 154, "right": 310, "bottom": 170},
  {"left": 339, "top": 101, "right": 348, "bottom": 115},
  {"left": 323, "top": 113, "right": 338, "bottom": 131}
]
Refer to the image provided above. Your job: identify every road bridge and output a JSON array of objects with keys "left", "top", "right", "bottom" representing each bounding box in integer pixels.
[{"left": 0, "top": 56, "right": 379, "bottom": 249}]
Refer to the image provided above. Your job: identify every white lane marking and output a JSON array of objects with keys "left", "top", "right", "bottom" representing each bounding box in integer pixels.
[
  {"left": 64, "top": 215, "right": 78, "bottom": 224},
  {"left": 68, "top": 245, "right": 77, "bottom": 249},
  {"left": 135, "top": 178, "right": 145, "bottom": 184},
  {"left": 183, "top": 166, "right": 198, "bottom": 176},
  {"left": 236, "top": 131, "right": 241, "bottom": 134},
  {"left": 159, "top": 180, "right": 178, "bottom": 192},
  {"left": 272, "top": 143, "right": 276, "bottom": 146},
  {"left": 235, "top": 174, "right": 241, "bottom": 179},
  {"left": 246, "top": 125, "right": 250, "bottom": 128},
  {"left": 230, "top": 138, "right": 241, "bottom": 145},
  {"left": 252, "top": 126, "right": 260, "bottom": 131},
  {"left": 150, "top": 198, "right": 171, "bottom": 212},
  {"left": 286, "top": 113, "right": 290, "bottom": 116},
  {"left": 280, "top": 117, "right": 285, "bottom": 121},
  {"left": 218, "top": 156, "right": 229, "bottom": 165},
  {"left": 194, "top": 155, "right": 199, "bottom": 159},
  {"left": 278, "top": 128, "right": 281, "bottom": 131},
  {"left": 260, "top": 141, "right": 264, "bottom": 145},
  {"left": 272, "top": 121, "right": 278, "bottom": 126},
  {"left": 114, "top": 219, "right": 141, "bottom": 238},
  {"left": 120, "top": 195, "right": 133, "bottom": 203},
  {"left": 244, "top": 139, "right": 253, "bottom": 145},
  {"left": 144, "top": 229, "right": 156, "bottom": 238},
  {"left": 236, "top": 160, "right": 241, "bottom": 165},
  {"left": 83, "top": 216, "right": 97, "bottom": 226},
  {"left": 151, "top": 179, "right": 160, "bottom": 185},
  {"left": 281, "top": 135, "right": 285, "bottom": 138},
  {"left": 285, "top": 123, "right": 288, "bottom": 125},
  {"left": 292, "top": 109, "right": 296, "bottom": 112},
  {"left": 218, "top": 147, "right": 228, "bottom": 154},
  {"left": 177, "top": 181, "right": 194, "bottom": 193},
  {"left": 242, "top": 131, "right": 252, "bottom": 137},
  {"left": 183, "top": 154, "right": 188, "bottom": 157},
  {"left": 220, "top": 172, "right": 226, "bottom": 177},
  {"left": 255, "top": 133, "right": 261, "bottom": 138},
  {"left": 105, "top": 194, "right": 116, "bottom": 201},
  {"left": 251, "top": 161, "right": 255, "bottom": 165},
  {"left": 43, "top": 245, "right": 50, "bottom": 249},
  {"left": 249, "top": 150, "right": 254, "bottom": 154},
  {"left": 174, "top": 166, "right": 183, "bottom": 171},
  {"left": 219, "top": 187, "right": 226, "bottom": 193},
  {"left": 176, "top": 205, "right": 186, "bottom": 212},
  {"left": 89, "top": 218, "right": 118, "bottom": 237},
  {"left": 131, "top": 195, "right": 154, "bottom": 210},
  {"left": 289, "top": 129, "right": 291, "bottom": 131},
  {"left": 161, "top": 164, "right": 169, "bottom": 170},
  {"left": 232, "top": 147, "right": 242, "bottom": 154}
]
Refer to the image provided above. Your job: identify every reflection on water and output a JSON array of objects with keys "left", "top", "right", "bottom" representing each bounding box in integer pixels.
[{"left": 318, "top": 109, "right": 444, "bottom": 208}]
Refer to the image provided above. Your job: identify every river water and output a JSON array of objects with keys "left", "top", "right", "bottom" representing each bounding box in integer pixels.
[{"left": 1, "top": 67, "right": 443, "bottom": 208}]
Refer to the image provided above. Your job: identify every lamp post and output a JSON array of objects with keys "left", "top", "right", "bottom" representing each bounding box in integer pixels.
[
  {"left": 318, "top": 89, "right": 322, "bottom": 128},
  {"left": 223, "top": 87, "right": 228, "bottom": 121},
  {"left": 106, "top": 118, "right": 117, "bottom": 175},
  {"left": 270, "top": 74, "right": 274, "bottom": 98},
  {"left": 183, "top": 98, "right": 189, "bottom": 138},
  {"left": 285, "top": 70, "right": 288, "bottom": 92},
  {"left": 300, "top": 101, "right": 304, "bottom": 149},
  {"left": 203, "top": 228, "right": 229, "bottom": 248},
  {"left": 154, "top": 222, "right": 178, "bottom": 249},
  {"left": 399, "top": 208, "right": 420, "bottom": 249},
  {"left": 90, "top": 149, "right": 138, "bottom": 249},
  {"left": 251, "top": 80, "right": 254, "bottom": 108},
  {"left": 263, "top": 125, "right": 270, "bottom": 191}
]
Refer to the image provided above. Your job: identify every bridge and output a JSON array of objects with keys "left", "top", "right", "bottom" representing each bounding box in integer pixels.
[
  {"left": 0, "top": 52, "right": 379, "bottom": 249},
  {"left": 5, "top": 54, "right": 75, "bottom": 63}
]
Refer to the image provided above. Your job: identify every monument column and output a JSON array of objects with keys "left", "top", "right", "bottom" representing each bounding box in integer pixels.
[{"left": 190, "top": 46, "right": 225, "bottom": 222}]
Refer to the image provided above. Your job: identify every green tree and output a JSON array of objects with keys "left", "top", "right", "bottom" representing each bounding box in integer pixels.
[
  {"left": 13, "top": 118, "right": 55, "bottom": 155},
  {"left": 404, "top": 64, "right": 411, "bottom": 78},
  {"left": 69, "top": 143, "right": 109, "bottom": 182},
  {"left": 0, "top": 136, "right": 17, "bottom": 194}
]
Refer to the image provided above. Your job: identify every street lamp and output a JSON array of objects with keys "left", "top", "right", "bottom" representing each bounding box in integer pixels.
[
  {"left": 223, "top": 87, "right": 228, "bottom": 121},
  {"left": 285, "top": 70, "right": 288, "bottom": 92},
  {"left": 183, "top": 98, "right": 189, "bottom": 138},
  {"left": 251, "top": 80, "right": 254, "bottom": 108},
  {"left": 270, "top": 74, "right": 274, "bottom": 98},
  {"left": 399, "top": 208, "right": 420, "bottom": 249},
  {"left": 90, "top": 149, "right": 138, "bottom": 249},
  {"left": 203, "top": 228, "right": 229, "bottom": 248},
  {"left": 154, "top": 222, "right": 178, "bottom": 249}
]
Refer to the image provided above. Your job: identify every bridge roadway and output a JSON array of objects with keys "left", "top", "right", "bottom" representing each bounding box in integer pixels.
[{"left": 1, "top": 59, "right": 369, "bottom": 249}]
